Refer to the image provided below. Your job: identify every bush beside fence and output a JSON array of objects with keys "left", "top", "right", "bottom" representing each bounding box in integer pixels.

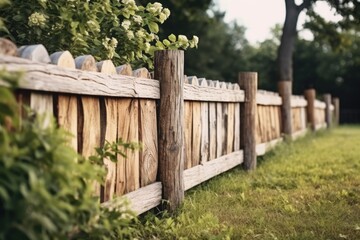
[{"left": 0, "top": 38, "right": 339, "bottom": 214}]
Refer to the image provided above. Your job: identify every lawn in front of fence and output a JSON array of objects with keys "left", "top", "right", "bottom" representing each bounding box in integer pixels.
[{"left": 138, "top": 126, "right": 360, "bottom": 239}]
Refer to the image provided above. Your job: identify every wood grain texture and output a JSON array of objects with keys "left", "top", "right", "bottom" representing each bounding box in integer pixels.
[
  {"left": 50, "top": 51, "right": 78, "bottom": 151},
  {"left": 239, "top": 72, "right": 257, "bottom": 170},
  {"left": 135, "top": 68, "right": 158, "bottom": 187},
  {"left": 97, "top": 60, "right": 117, "bottom": 202},
  {"left": 207, "top": 81, "right": 217, "bottom": 160},
  {"left": 227, "top": 103, "right": 235, "bottom": 154},
  {"left": 184, "top": 83, "right": 244, "bottom": 102},
  {"left": 155, "top": 50, "right": 185, "bottom": 211},
  {"left": 192, "top": 104, "right": 201, "bottom": 165},
  {"left": 75, "top": 55, "right": 101, "bottom": 196},
  {"left": 30, "top": 92, "right": 54, "bottom": 128},
  {"left": 0, "top": 55, "right": 160, "bottom": 99},
  {"left": 19, "top": 44, "right": 51, "bottom": 63},
  {"left": 117, "top": 99, "right": 140, "bottom": 194},
  {"left": 116, "top": 64, "right": 133, "bottom": 76},
  {"left": 20, "top": 45, "right": 54, "bottom": 129},
  {"left": 184, "top": 101, "right": 193, "bottom": 169},
  {"left": 233, "top": 84, "right": 241, "bottom": 151},
  {"left": 102, "top": 182, "right": 162, "bottom": 215},
  {"left": 80, "top": 96, "right": 101, "bottom": 195},
  {"left": 199, "top": 79, "right": 209, "bottom": 163},
  {"left": 184, "top": 151, "right": 243, "bottom": 190},
  {"left": 50, "top": 51, "right": 76, "bottom": 68}
]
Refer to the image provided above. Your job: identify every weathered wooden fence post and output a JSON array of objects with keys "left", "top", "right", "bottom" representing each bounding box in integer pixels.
[
  {"left": 324, "top": 94, "right": 332, "bottom": 129},
  {"left": 304, "top": 89, "right": 316, "bottom": 131},
  {"left": 239, "top": 72, "right": 257, "bottom": 170},
  {"left": 278, "top": 81, "right": 292, "bottom": 137},
  {"left": 332, "top": 97, "right": 340, "bottom": 125},
  {"left": 155, "top": 50, "right": 184, "bottom": 211}
]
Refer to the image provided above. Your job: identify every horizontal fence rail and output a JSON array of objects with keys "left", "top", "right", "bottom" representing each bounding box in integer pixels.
[{"left": 0, "top": 38, "right": 339, "bottom": 214}]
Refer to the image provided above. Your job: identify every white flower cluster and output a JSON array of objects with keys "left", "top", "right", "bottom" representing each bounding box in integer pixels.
[
  {"left": 146, "top": 2, "right": 170, "bottom": 23},
  {"left": 102, "top": 37, "right": 118, "bottom": 59},
  {"left": 28, "top": 12, "right": 47, "bottom": 27}
]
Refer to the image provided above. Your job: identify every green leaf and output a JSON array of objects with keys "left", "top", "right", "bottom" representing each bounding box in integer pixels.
[
  {"left": 148, "top": 22, "right": 159, "bottom": 33},
  {"left": 168, "top": 34, "right": 176, "bottom": 43}
]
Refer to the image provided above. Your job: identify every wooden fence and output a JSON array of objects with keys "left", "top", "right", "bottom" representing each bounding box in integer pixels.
[{"left": 0, "top": 39, "right": 339, "bottom": 214}]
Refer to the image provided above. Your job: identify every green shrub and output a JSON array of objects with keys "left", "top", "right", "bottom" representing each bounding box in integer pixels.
[
  {"left": 0, "top": 0, "right": 198, "bottom": 68},
  {"left": 0, "top": 71, "right": 138, "bottom": 239}
]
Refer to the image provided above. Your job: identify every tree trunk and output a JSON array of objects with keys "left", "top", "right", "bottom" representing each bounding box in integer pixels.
[{"left": 277, "top": 0, "right": 301, "bottom": 82}]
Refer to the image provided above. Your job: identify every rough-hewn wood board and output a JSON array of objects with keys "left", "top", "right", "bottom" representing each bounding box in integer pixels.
[
  {"left": 184, "top": 83, "right": 244, "bottom": 102},
  {"left": 134, "top": 67, "right": 158, "bottom": 187},
  {"left": 192, "top": 101, "right": 201, "bottom": 167},
  {"left": 57, "top": 95, "right": 78, "bottom": 150},
  {"left": 233, "top": 103, "right": 240, "bottom": 151},
  {"left": 30, "top": 92, "right": 54, "bottom": 128},
  {"left": 256, "top": 93, "right": 282, "bottom": 106},
  {"left": 208, "top": 102, "right": 217, "bottom": 160},
  {"left": 184, "top": 151, "right": 244, "bottom": 191},
  {"left": 117, "top": 99, "right": 140, "bottom": 194},
  {"left": 102, "top": 182, "right": 162, "bottom": 215},
  {"left": 139, "top": 99, "right": 158, "bottom": 187},
  {"left": 200, "top": 101, "right": 209, "bottom": 164},
  {"left": 102, "top": 97, "right": 118, "bottom": 202},
  {"left": 184, "top": 101, "right": 193, "bottom": 169},
  {"left": 226, "top": 103, "right": 235, "bottom": 154},
  {"left": 0, "top": 55, "right": 160, "bottom": 99},
  {"left": 256, "top": 137, "right": 283, "bottom": 156},
  {"left": 79, "top": 96, "right": 101, "bottom": 195},
  {"left": 51, "top": 51, "right": 78, "bottom": 151}
]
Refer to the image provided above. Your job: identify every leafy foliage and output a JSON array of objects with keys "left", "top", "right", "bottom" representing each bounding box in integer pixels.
[
  {"left": 0, "top": 0, "right": 198, "bottom": 68},
  {"left": 0, "top": 72, "right": 138, "bottom": 240}
]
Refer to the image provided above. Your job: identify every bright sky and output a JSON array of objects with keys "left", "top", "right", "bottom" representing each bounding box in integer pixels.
[{"left": 216, "top": 0, "right": 343, "bottom": 44}]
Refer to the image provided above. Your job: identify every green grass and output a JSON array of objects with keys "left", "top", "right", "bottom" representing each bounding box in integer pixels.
[{"left": 139, "top": 126, "right": 360, "bottom": 239}]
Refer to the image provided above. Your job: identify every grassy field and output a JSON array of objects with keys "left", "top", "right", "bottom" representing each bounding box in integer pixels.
[{"left": 138, "top": 126, "right": 360, "bottom": 239}]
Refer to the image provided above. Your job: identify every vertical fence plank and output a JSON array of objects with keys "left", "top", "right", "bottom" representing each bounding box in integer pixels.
[
  {"left": 20, "top": 45, "right": 53, "bottom": 128},
  {"left": 75, "top": 55, "right": 101, "bottom": 196},
  {"left": 304, "top": 89, "right": 316, "bottom": 131},
  {"left": 134, "top": 68, "right": 158, "bottom": 187},
  {"left": 278, "top": 81, "right": 292, "bottom": 137},
  {"left": 96, "top": 60, "right": 118, "bottom": 202},
  {"left": 207, "top": 80, "right": 217, "bottom": 160},
  {"left": 215, "top": 81, "right": 223, "bottom": 157},
  {"left": 239, "top": 72, "right": 257, "bottom": 170},
  {"left": 155, "top": 50, "right": 184, "bottom": 211},
  {"left": 220, "top": 82, "right": 228, "bottom": 155},
  {"left": 199, "top": 79, "right": 209, "bottom": 163},
  {"left": 233, "top": 83, "right": 241, "bottom": 151},
  {"left": 184, "top": 84, "right": 193, "bottom": 169},
  {"left": 324, "top": 94, "right": 332, "bottom": 129},
  {"left": 226, "top": 83, "right": 235, "bottom": 154},
  {"left": 190, "top": 77, "right": 201, "bottom": 167},
  {"left": 50, "top": 51, "right": 78, "bottom": 151}
]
